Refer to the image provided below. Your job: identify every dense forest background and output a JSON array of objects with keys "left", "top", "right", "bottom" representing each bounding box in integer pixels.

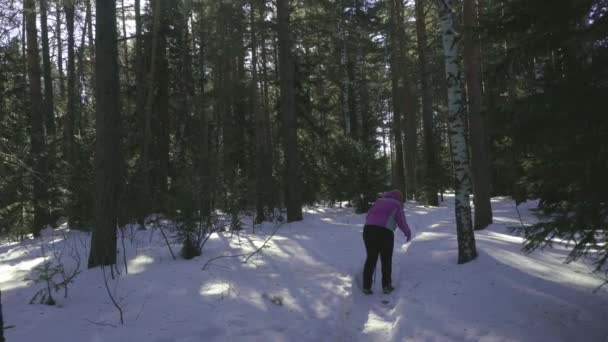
[{"left": 0, "top": 0, "right": 606, "bottom": 269}]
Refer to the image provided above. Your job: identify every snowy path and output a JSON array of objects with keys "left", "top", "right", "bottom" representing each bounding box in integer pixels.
[{"left": 2, "top": 196, "right": 608, "bottom": 341}]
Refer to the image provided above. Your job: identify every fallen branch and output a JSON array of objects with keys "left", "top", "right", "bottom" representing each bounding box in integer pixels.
[{"left": 202, "top": 221, "right": 284, "bottom": 270}]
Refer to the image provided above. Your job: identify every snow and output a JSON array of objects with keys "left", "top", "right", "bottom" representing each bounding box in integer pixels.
[{"left": 2, "top": 195, "right": 607, "bottom": 342}]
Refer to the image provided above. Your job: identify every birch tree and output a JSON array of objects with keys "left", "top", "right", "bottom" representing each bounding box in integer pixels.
[{"left": 436, "top": 0, "right": 477, "bottom": 263}]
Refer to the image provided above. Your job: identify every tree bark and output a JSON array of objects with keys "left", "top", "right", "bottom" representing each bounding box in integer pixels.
[
  {"left": 141, "top": 0, "right": 162, "bottom": 216},
  {"left": 133, "top": 0, "right": 147, "bottom": 225},
  {"left": 277, "top": 0, "right": 302, "bottom": 222},
  {"left": 436, "top": 0, "right": 478, "bottom": 264},
  {"left": 197, "top": 2, "right": 211, "bottom": 218},
  {"left": 463, "top": 0, "right": 493, "bottom": 229},
  {"left": 0, "top": 289, "right": 4, "bottom": 342},
  {"left": 55, "top": 0, "right": 65, "bottom": 99},
  {"left": 252, "top": 0, "right": 274, "bottom": 223},
  {"left": 389, "top": 0, "right": 406, "bottom": 197},
  {"left": 88, "top": 0, "right": 124, "bottom": 268},
  {"left": 64, "top": 0, "right": 79, "bottom": 227},
  {"left": 155, "top": 10, "right": 170, "bottom": 209},
  {"left": 86, "top": 0, "right": 95, "bottom": 98},
  {"left": 415, "top": 0, "right": 439, "bottom": 206},
  {"left": 40, "top": 0, "right": 56, "bottom": 137},
  {"left": 24, "top": 0, "right": 48, "bottom": 237},
  {"left": 120, "top": 0, "right": 131, "bottom": 88},
  {"left": 392, "top": 0, "right": 417, "bottom": 199}
]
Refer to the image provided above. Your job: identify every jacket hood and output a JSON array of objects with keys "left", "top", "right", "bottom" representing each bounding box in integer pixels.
[{"left": 383, "top": 190, "right": 403, "bottom": 202}]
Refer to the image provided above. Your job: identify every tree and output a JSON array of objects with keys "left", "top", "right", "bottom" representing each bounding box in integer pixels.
[
  {"left": 55, "top": 0, "right": 65, "bottom": 98},
  {"left": 388, "top": 0, "right": 406, "bottom": 198},
  {"left": 39, "top": 0, "right": 55, "bottom": 137},
  {"left": 196, "top": 0, "right": 212, "bottom": 219},
  {"left": 436, "top": 0, "right": 477, "bottom": 263},
  {"left": 252, "top": 0, "right": 274, "bottom": 223},
  {"left": 24, "top": 0, "right": 48, "bottom": 237},
  {"left": 88, "top": 0, "right": 124, "bottom": 268},
  {"left": 463, "top": 0, "right": 492, "bottom": 229},
  {"left": 64, "top": 0, "right": 79, "bottom": 227},
  {"left": 485, "top": 0, "right": 608, "bottom": 273},
  {"left": 0, "top": 289, "right": 4, "bottom": 342},
  {"left": 415, "top": 0, "right": 439, "bottom": 206},
  {"left": 277, "top": 0, "right": 302, "bottom": 222}
]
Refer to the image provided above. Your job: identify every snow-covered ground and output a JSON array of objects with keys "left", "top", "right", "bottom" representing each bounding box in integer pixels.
[{"left": 2, "top": 195, "right": 607, "bottom": 342}]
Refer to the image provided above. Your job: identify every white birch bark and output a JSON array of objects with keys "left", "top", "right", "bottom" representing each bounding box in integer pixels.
[{"left": 436, "top": 0, "right": 478, "bottom": 263}]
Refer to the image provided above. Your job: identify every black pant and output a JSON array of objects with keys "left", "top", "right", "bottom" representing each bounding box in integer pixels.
[{"left": 362, "top": 225, "right": 394, "bottom": 290}]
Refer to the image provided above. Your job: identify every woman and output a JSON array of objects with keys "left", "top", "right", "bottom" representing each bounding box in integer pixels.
[{"left": 362, "top": 190, "right": 411, "bottom": 294}]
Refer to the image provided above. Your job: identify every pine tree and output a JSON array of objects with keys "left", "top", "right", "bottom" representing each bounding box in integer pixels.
[
  {"left": 463, "top": 0, "right": 492, "bottom": 230},
  {"left": 388, "top": 0, "right": 406, "bottom": 198},
  {"left": 64, "top": 0, "right": 79, "bottom": 227},
  {"left": 277, "top": 0, "right": 303, "bottom": 222},
  {"left": 24, "top": 0, "right": 48, "bottom": 237},
  {"left": 0, "top": 289, "right": 4, "bottom": 342},
  {"left": 415, "top": 0, "right": 440, "bottom": 206},
  {"left": 88, "top": 0, "right": 124, "bottom": 268}
]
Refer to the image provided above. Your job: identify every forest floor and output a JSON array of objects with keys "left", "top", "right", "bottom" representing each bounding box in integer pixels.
[{"left": 2, "top": 195, "right": 607, "bottom": 342}]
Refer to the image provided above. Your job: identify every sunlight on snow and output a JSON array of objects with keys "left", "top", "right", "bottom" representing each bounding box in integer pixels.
[
  {"left": 0, "top": 256, "right": 45, "bottom": 291},
  {"left": 483, "top": 248, "right": 600, "bottom": 288},
  {"left": 127, "top": 254, "right": 154, "bottom": 274},
  {"left": 484, "top": 231, "right": 525, "bottom": 244},
  {"left": 199, "top": 282, "right": 231, "bottom": 296},
  {"left": 363, "top": 310, "right": 393, "bottom": 335},
  {"left": 415, "top": 231, "right": 451, "bottom": 241}
]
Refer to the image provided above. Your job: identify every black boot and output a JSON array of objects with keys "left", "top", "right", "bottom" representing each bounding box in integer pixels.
[{"left": 382, "top": 285, "right": 394, "bottom": 294}]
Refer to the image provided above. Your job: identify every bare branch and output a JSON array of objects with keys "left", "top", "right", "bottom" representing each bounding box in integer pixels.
[
  {"left": 101, "top": 266, "right": 124, "bottom": 325},
  {"left": 202, "top": 221, "right": 284, "bottom": 270}
]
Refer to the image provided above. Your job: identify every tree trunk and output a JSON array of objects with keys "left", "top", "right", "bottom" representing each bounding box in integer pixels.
[
  {"left": 252, "top": 0, "right": 273, "bottom": 223},
  {"left": 86, "top": 0, "right": 95, "bottom": 97},
  {"left": 393, "top": 0, "right": 417, "bottom": 200},
  {"left": 0, "top": 289, "right": 4, "bottom": 342},
  {"left": 64, "top": 0, "right": 79, "bottom": 227},
  {"left": 259, "top": 0, "right": 275, "bottom": 205},
  {"left": 389, "top": 0, "right": 406, "bottom": 197},
  {"left": 134, "top": 0, "right": 147, "bottom": 225},
  {"left": 415, "top": 0, "right": 439, "bottom": 206},
  {"left": 436, "top": 0, "right": 478, "bottom": 264},
  {"left": 277, "top": 0, "right": 302, "bottom": 222},
  {"left": 141, "top": 0, "right": 162, "bottom": 217},
  {"left": 40, "top": 0, "right": 56, "bottom": 137},
  {"left": 463, "top": 0, "right": 493, "bottom": 230},
  {"left": 55, "top": 0, "right": 65, "bottom": 99},
  {"left": 77, "top": 2, "right": 91, "bottom": 133},
  {"left": 88, "top": 0, "right": 124, "bottom": 268},
  {"left": 24, "top": 0, "right": 48, "bottom": 237},
  {"left": 120, "top": 0, "right": 131, "bottom": 88},
  {"left": 151, "top": 0, "right": 170, "bottom": 209},
  {"left": 197, "top": 2, "right": 211, "bottom": 218}
]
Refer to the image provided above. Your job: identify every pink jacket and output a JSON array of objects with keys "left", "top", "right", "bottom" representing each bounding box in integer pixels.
[{"left": 365, "top": 191, "right": 411, "bottom": 240}]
